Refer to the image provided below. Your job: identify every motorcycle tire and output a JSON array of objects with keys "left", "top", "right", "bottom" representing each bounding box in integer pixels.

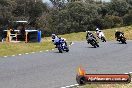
[
  {"left": 96, "top": 44, "right": 99, "bottom": 47},
  {"left": 91, "top": 40, "right": 97, "bottom": 48},
  {"left": 121, "top": 37, "right": 127, "bottom": 44},
  {"left": 66, "top": 49, "right": 69, "bottom": 52},
  {"left": 65, "top": 46, "right": 69, "bottom": 52},
  {"left": 124, "top": 42, "right": 127, "bottom": 44},
  {"left": 59, "top": 49, "right": 63, "bottom": 53},
  {"left": 101, "top": 37, "right": 106, "bottom": 42},
  {"left": 57, "top": 45, "right": 63, "bottom": 53},
  {"left": 122, "top": 41, "right": 127, "bottom": 44},
  {"left": 94, "top": 45, "right": 97, "bottom": 48}
]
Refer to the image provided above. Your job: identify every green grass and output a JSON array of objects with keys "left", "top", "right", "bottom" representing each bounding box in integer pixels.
[
  {"left": 58, "top": 25, "right": 132, "bottom": 41},
  {"left": 0, "top": 41, "right": 54, "bottom": 56},
  {"left": 0, "top": 25, "right": 132, "bottom": 56},
  {"left": 102, "top": 26, "right": 132, "bottom": 41},
  {"left": 60, "top": 32, "right": 86, "bottom": 41}
]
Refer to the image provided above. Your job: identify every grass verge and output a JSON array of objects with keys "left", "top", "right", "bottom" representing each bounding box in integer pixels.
[
  {"left": 59, "top": 25, "right": 132, "bottom": 41},
  {"left": 0, "top": 41, "right": 54, "bottom": 56}
]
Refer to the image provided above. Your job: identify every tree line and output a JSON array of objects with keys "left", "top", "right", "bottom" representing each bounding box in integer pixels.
[{"left": 0, "top": 0, "right": 132, "bottom": 37}]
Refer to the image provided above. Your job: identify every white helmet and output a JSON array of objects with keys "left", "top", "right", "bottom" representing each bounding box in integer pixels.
[
  {"left": 115, "top": 30, "right": 118, "bottom": 32},
  {"left": 96, "top": 28, "right": 99, "bottom": 31},
  {"left": 52, "top": 34, "right": 56, "bottom": 36},
  {"left": 52, "top": 34, "right": 56, "bottom": 39}
]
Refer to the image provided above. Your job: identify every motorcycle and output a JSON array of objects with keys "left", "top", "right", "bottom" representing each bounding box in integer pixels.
[
  {"left": 56, "top": 39, "right": 69, "bottom": 53},
  {"left": 117, "top": 34, "right": 127, "bottom": 44},
  {"left": 87, "top": 38, "right": 99, "bottom": 48}
]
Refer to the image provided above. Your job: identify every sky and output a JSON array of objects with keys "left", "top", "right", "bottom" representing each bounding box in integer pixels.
[
  {"left": 102, "top": 0, "right": 111, "bottom": 2},
  {"left": 42, "top": 0, "right": 51, "bottom": 3}
]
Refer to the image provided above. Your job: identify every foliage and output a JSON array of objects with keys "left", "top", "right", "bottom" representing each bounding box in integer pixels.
[
  {"left": 123, "top": 10, "right": 132, "bottom": 25},
  {"left": 103, "top": 15, "right": 123, "bottom": 28},
  {"left": 109, "top": 0, "right": 130, "bottom": 16}
]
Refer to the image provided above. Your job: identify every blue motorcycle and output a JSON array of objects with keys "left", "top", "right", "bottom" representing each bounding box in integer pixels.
[{"left": 56, "top": 39, "right": 69, "bottom": 53}]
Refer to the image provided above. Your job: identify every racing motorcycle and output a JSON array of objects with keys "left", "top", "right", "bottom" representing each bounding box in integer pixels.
[
  {"left": 87, "top": 38, "right": 99, "bottom": 48},
  {"left": 117, "top": 33, "right": 127, "bottom": 44},
  {"left": 56, "top": 38, "right": 69, "bottom": 53}
]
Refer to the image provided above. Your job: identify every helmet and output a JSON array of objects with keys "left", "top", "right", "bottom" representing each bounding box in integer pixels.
[
  {"left": 52, "top": 34, "right": 56, "bottom": 36},
  {"left": 52, "top": 34, "right": 56, "bottom": 39},
  {"left": 96, "top": 28, "right": 99, "bottom": 31},
  {"left": 86, "top": 31, "right": 90, "bottom": 34},
  {"left": 115, "top": 30, "right": 118, "bottom": 32}
]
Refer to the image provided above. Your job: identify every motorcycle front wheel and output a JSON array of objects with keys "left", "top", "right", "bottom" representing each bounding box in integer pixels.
[{"left": 57, "top": 45, "right": 63, "bottom": 53}]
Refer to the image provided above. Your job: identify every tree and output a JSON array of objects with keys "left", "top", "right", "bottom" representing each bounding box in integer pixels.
[
  {"left": 123, "top": 10, "right": 132, "bottom": 25},
  {"left": 109, "top": 0, "right": 130, "bottom": 16},
  {"left": 103, "top": 15, "right": 123, "bottom": 28},
  {"left": 126, "top": 0, "right": 132, "bottom": 6},
  {"left": 0, "top": 0, "right": 17, "bottom": 26}
]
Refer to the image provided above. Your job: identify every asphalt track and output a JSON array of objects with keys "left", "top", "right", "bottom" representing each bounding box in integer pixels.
[{"left": 0, "top": 41, "right": 132, "bottom": 88}]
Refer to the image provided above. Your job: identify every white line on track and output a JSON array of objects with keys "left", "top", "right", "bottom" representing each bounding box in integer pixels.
[
  {"left": 72, "top": 42, "right": 74, "bottom": 45},
  {"left": 65, "top": 86, "right": 70, "bottom": 87},
  {"left": 12, "top": 55, "right": 15, "bottom": 57},
  {"left": 25, "top": 53, "right": 29, "bottom": 55},
  {"left": 129, "top": 72, "right": 132, "bottom": 74},
  {"left": 39, "top": 51, "right": 43, "bottom": 52},
  {"left": 60, "top": 84, "right": 79, "bottom": 88},
  {"left": 74, "top": 84, "right": 79, "bottom": 86},
  {"left": 18, "top": 54, "right": 22, "bottom": 55},
  {"left": 4, "top": 56, "right": 7, "bottom": 58},
  {"left": 46, "top": 50, "right": 49, "bottom": 51},
  {"left": 31, "top": 52, "right": 35, "bottom": 53},
  {"left": 69, "top": 85, "right": 75, "bottom": 87}
]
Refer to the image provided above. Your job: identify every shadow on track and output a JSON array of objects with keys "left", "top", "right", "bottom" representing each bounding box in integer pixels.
[
  {"left": 85, "top": 46, "right": 99, "bottom": 48},
  {"left": 53, "top": 51, "right": 69, "bottom": 53},
  {"left": 114, "top": 42, "right": 127, "bottom": 44}
]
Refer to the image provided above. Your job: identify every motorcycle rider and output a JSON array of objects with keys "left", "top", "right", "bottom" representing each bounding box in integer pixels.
[
  {"left": 51, "top": 34, "right": 60, "bottom": 48},
  {"left": 115, "top": 30, "right": 124, "bottom": 41},
  {"left": 86, "top": 31, "right": 97, "bottom": 43},
  {"left": 51, "top": 34, "right": 67, "bottom": 48},
  {"left": 98, "top": 30, "right": 105, "bottom": 39}
]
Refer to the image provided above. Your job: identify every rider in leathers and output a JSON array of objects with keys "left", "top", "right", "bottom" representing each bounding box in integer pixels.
[{"left": 86, "top": 31, "right": 97, "bottom": 43}]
